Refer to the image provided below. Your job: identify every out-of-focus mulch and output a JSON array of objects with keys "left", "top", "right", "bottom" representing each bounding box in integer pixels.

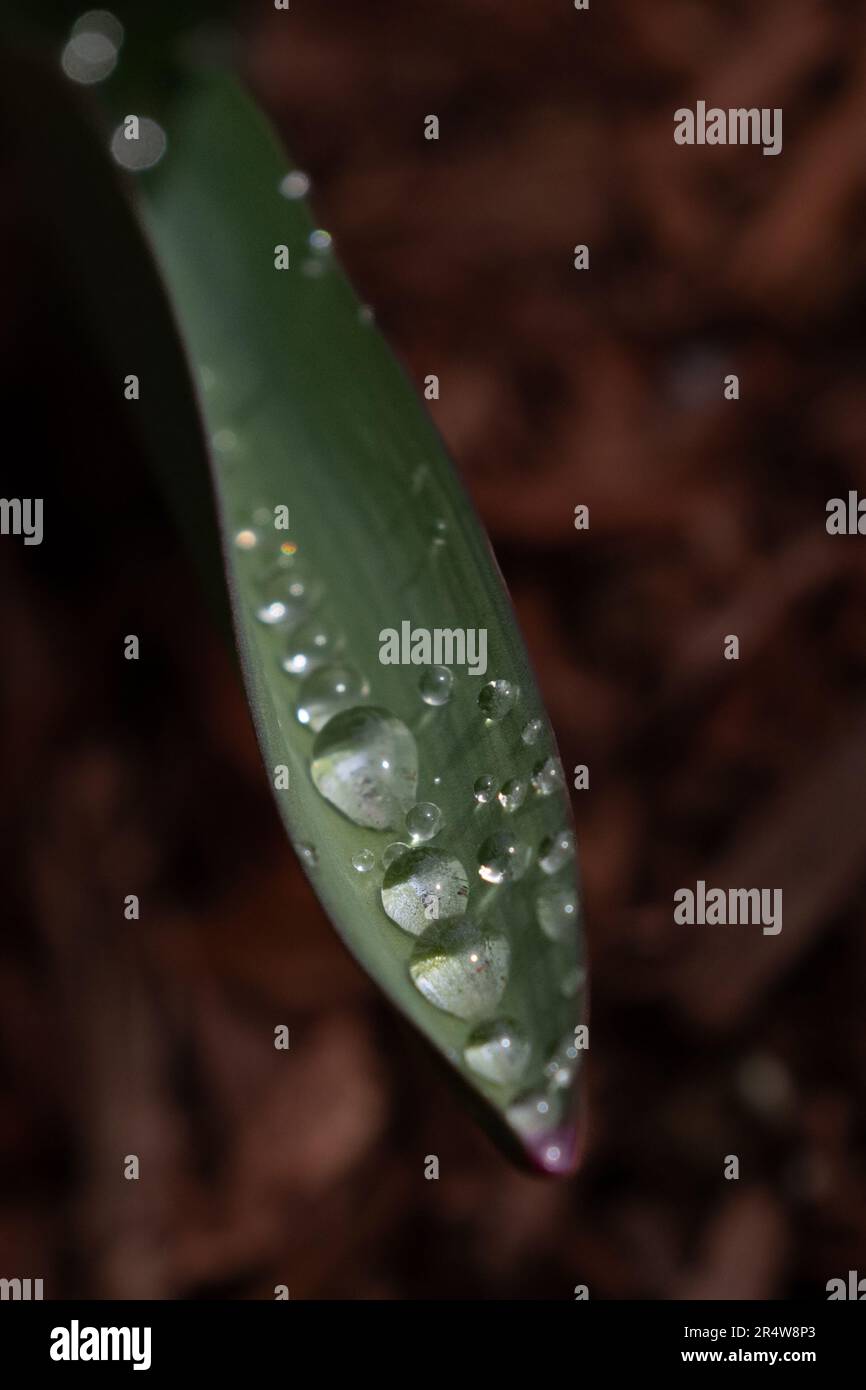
[{"left": 1, "top": 0, "right": 866, "bottom": 1298}]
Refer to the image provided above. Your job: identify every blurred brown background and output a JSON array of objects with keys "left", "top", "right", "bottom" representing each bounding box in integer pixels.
[{"left": 2, "top": 0, "right": 866, "bottom": 1298}]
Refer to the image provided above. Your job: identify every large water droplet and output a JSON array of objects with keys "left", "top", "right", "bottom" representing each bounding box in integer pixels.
[
  {"left": 311, "top": 707, "right": 418, "bottom": 829},
  {"left": 477, "top": 831, "right": 531, "bottom": 884},
  {"left": 295, "top": 665, "right": 370, "bottom": 731},
  {"left": 473, "top": 774, "right": 496, "bottom": 805},
  {"left": 478, "top": 679, "right": 517, "bottom": 721},
  {"left": 464, "top": 1018, "right": 531, "bottom": 1085},
  {"left": 281, "top": 619, "right": 340, "bottom": 676},
  {"left": 536, "top": 883, "right": 579, "bottom": 941},
  {"left": 419, "top": 665, "right": 453, "bottom": 706},
  {"left": 531, "top": 756, "right": 564, "bottom": 797},
  {"left": 538, "top": 828, "right": 575, "bottom": 875},
  {"left": 406, "top": 801, "right": 442, "bottom": 843},
  {"left": 497, "top": 777, "right": 527, "bottom": 814},
  {"left": 381, "top": 847, "right": 469, "bottom": 935},
  {"left": 409, "top": 919, "right": 510, "bottom": 1020}
]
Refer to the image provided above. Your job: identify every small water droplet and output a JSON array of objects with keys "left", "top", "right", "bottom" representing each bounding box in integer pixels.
[
  {"left": 352, "top": 849, "right": 376, "bottom": 873},
  {"left": 255, "top": 573, "right": 316, "bottom": 629},
  {"left": 62, "top": 30, "right": 118, "bottom": 84},
  {"left": 234, "top": 528, "right": 258, "bottom": 551},
  {"left": 381, "top": 847, "right": 469, "bottom": 935},
  {"left": 544, "top": 1033, "right": 581, "bottom": 1090},
  {"left": 531, "top": 756, "right": 564, "bottom": 797},
  {"left": 281, "top": 619, "right": 340, "bottom": 676},
  {"left": 295, "top": 665, "right": 370, "bottom": 731},
  {"left": 111, "top": 117, "right": 167, "bottom": 171},
  {"left": 431, "top": 518, "right": 448, "bottom": 549},
  {"left": 464, "top": 1019, "right": 530, "bottom": 1085},
  {"left": 536, "top": 883, "right": 579, "bottom": 941},
  {"left": 295, "top": 841, "right": 318, "bottom": 868},
  {"left": 473, "top": 774, "right": 497, "bottom": 805},
  {"left": 478, "top": 679, "right": 517, "bottom": 722},
  {"left": 497, "top": 777, "right": 527, "bottom": 814},
  {"left": 279, "top": 169, "right": 310, "bottom": 199},
  {"left": 477, "top": 830, "right": 531, "bottom": 884},
  {"left": 409, "top": 919, "right": 510, "bottom": 1020},
  {"left": 310, "top": 707, "right": 418, "bottom": 829},
  {"left": 419, "top": 665, "right": 453, "bottom": 706},
  {"left": 308, "top": 228, "right": 332, "bottom": 252},
  {"left": 521, "top": 718, "right": 543, "bottom": 746},
  {"left": 538, "top": 828, "right": 575, "bottom": 875},
  {"left": 406, "top": 801, "right": 443, "bottom": 843},
  {"left": 383, "top": 841, "right": 410, "bottom": 868},
  {"left": 507, "top": 1088, "right": 562, "bottom": 1138}
]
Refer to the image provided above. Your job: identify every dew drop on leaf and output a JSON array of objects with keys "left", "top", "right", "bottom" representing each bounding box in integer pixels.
[{"left": 310, "top": 706, "right": 418, "bottom": 829}]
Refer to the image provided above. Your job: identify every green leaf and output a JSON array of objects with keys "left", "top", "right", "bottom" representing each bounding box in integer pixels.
[{"left": 9, "top": 22, "right": 588, "bottom": 1173}]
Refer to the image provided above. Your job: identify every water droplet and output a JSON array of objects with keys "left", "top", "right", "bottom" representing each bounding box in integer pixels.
[
  {"left": 477, "top": 830, "right": 531, "bottom": 884},
  {"left": 478, "top": 679, "right": 517, "bottom": 721},
  {"left": 311, "top": 707, "right": 418, "bottom": 829},
  {"left": 544, "top": 1034, "right": 580, "bottom": 1090},
  {"left": 497, "top": 777, "right": 527, "bottom": 814},
  {"left": 531, "top": 756, "right": 564, "bottom": 796},
  {"left": 309, "top": 228, "right": 332, "bottom": 252},
  {"left": 473, "top": 774, "right": 497, "bottom": 805},
  {"left": 381, "top": 847, "right": 469, "bottom": 935},
  {"left": 507, "top": 1088, "right": 562, "bottom": 1138},
  {"left": 110, "top": 117, "right": 167, "bottom": 172},
  {"left": 62, "top": 29, "right": 118, "bottom": 84},
  {"left": 295, "top": 665, "right": 370, "bottom": 731},
  {"left": 464, "top": 1019, "right": 530, "bottom": 1085},
  {"left": 281, "top": 619, "right": 340, "bottom": 676},
  {"left": 352, "top": 849, "right": 376, "bottom": 873},
  {"left": 256, "top": 573, "right": 316, "bottom": 629},
  {"left": 521, "top": 718, "right": 543, "bottom": 746},
  {"left": 279, "top": 170, "right": 310, "bottom": 199},
  {"left": 234, "top": 528, "right": 258, "bottom": 551},
  {"left": 383, "top": 841, "right": 410, "bottom": 868},
  {"left": 295, "top": 841, "right": 318, "bottom": 868},
  {"left": 536, "top": 883, "right": 579, "bottom": 941},
  {"left": 409, "top": 919, "right": 510, "bottom": 1020},
  {"left": 406, "top": 801, "right": 442, "bottom": 843},
  {"left": 538, "top": 828, "right": 575, "bottom": 875},
  {"left": 431, "top": 519, "right": 448, "bottom": 549},
  {"left": 73, "top": 10, "right": 125, "bottom": 46},
  {"left": 419, "top": 665, "right": 453, "bottom": 706}
]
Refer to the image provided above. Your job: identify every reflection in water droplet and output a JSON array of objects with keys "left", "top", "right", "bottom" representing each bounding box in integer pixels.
[
  {"left": 310, "top": 706, "right": 418, "bottom": 829},
  {"left": 536, "top": 884, "right": 579, "bottom": 941},
  {"left": 539, "top": 828, "right": 574, "bottom": 875},
  {"left": 383, "top": 842, "right": 410, "bottom": 868},
  {"left": 507, "top": 1088, "right": 562, "bottom": 1138},
  {"left": 531, "top": 756, "right": 564, "bottom": 796},
  {"left": 296, "top": 666, "right": 369, "bottom": 731},
  {"left": 419, "top": 665, "right": 453, "bottom": 706},
  {"left": 497, "top": 778, "right": 527, "bottom": 814},
  {"left": 381, "top": 847, "right": 469, "bottom": 935},
  {"left": 234, "top": 528, "right": 258, "bottom": 551},
  {"left": 281, "top": 619, "right": 340, "bottom": 676},
  {"left": 521, "top": 718, "right": 543, "bottom": 746},
  {"left": 110, "top": 117, "right": 167, "bottom": 172},
  {"left": 406, "top": 802, "right": 442, "bottom": 843},
  {"left": 464, "top": 1018, "right": 530, "bottom": 1085},
  {"left": 295, "top": 842, "right": 318, "bottom": 868},
  {"left": 478, "top": 679, "right": 517, "bottom": 721},
  {"left": 279, "top": 170, "right": 310, "bottom": 199},
  {"left": 409, "top": 919, "right": 510, "bottom": 1020},
  {"left": 473, "top": 774, "right": 496, "bottom": 805},
  {"left": 477, "top": 831, "right": 531, "bottom": 884},
  {"left": 352, "top": 849, "right": 376, "bottom": 873}
]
